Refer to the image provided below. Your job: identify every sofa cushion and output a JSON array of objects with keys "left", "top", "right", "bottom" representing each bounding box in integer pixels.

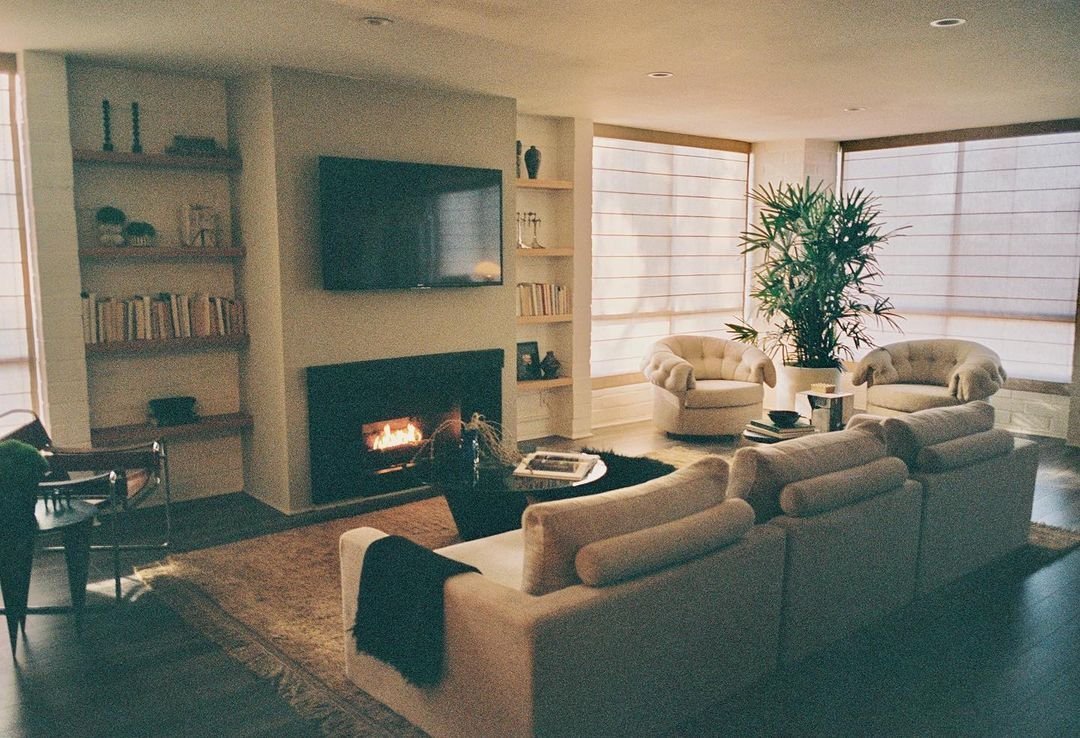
[
  {"left": 727, "top": 424, "right": 887, "bottom": 522},
  {"left": 437, "top": 529, "right": 524, "bottom": 590},
  {"left": 574, "top": 498, "right": 754, "bottom": 586},
  {"left": 881, "top": 400, "right": 995, "bottom": 466},
  {"left": 521, "top": 455, "right": 728, "bottom": 596},
  {"left": 684, "top": 379, "right": 763, "bottom": 409},
  {"left": 867, "top": 384, "right": 960, "bottom": 413},
  {"left": 914, "top": 428, "right": 1015, "bottom": 472},
  {"left": 778, "top": 457, "right": 909, "bottom": 517}
]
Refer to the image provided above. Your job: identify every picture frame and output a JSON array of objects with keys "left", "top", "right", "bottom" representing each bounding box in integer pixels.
[{"left": 516, "top": 341, "right": 541, "bottom": 381}]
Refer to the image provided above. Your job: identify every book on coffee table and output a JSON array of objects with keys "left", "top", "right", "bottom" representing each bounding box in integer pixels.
[
  {"left": 746, "top": 418, "right": 816, "bottom": 439},
  {"left": 513, "top": 451, "right": 601, "bottom": 481}
]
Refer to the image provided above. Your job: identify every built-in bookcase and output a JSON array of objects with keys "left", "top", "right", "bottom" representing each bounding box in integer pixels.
[{"left": 67, "top": 61, "right": 249, "bottom": 501}]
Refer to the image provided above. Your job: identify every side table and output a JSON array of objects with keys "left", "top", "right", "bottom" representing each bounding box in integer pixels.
[{"left": 0, "top": 498, "right": 97, "bottom": 655}]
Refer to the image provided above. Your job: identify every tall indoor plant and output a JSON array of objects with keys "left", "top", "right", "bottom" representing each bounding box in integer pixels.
[{"left": 728, "top": 179, "right": 902, "bottom": 407}]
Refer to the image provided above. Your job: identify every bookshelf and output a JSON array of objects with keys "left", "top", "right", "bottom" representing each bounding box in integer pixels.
[
  {"left": 90, "top": 412, "right": 254, "bottom": 446},
  {"left": 68, "top": 62, "right": 250, "bottom": 502},
  {"left": 79, "top": 246, "right": 245, "bottom": 260},
  {"left": 72, "top": 148, "right": 242, "bottom": 171},
  {"left": 84, "top": 333, "right": 249, "bottom": 355},
  {"left": 515, "top": 114, "right": 590, "bottom": 441}
]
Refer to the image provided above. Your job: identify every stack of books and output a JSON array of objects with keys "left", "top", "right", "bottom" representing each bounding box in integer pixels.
[
  {"left": 744, "top": 417, "right": 816, "bottom": 442},
  {"left": 513, "top": 450, "right": 600, "bottom": 481}
]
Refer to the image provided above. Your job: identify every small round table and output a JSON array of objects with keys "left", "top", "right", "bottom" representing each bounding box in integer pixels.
[{"left": 0, "top": 498, "right": 97, "bottom": 655}]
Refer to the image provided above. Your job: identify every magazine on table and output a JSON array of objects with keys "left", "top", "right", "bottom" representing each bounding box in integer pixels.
[{"left": 513, "top": 450, "right": 601, "bottom": 481}]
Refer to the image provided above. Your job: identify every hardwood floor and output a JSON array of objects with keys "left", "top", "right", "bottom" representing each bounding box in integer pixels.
[{"left": 2, "top": 422, "right": 1078, "bottom": 737}]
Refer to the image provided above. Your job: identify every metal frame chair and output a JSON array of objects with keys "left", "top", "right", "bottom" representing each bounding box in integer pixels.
[{"left": 0, "top": 409, "right": 172, "bottom": 601}]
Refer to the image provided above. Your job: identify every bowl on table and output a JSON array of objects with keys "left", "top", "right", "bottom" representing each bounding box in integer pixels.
[{"left": 767, "top": 409, "right": 802, "bottom": 428}]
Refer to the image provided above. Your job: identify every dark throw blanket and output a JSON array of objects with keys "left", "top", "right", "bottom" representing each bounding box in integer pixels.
[{"left": 352, "top": 535, "right": 478, "bottom": 686}]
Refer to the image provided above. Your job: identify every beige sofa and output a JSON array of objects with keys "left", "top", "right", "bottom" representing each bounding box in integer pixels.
[
  {"left": 726, "top": 423, "right": 923, "bottom": 665},
  {"left": 852, "top": 339, "right": 1006, "bottom": 415},
  {"left": 851, "top": 401, "right": 1039, "bottom": 594},
  {"left": 341, "top": 457, "right": 786, "bottom": 738},
  {"left": 641, "top": 335, "right": 776, "bottom": 436}
]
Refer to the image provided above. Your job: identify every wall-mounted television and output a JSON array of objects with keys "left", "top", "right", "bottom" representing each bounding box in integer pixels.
[{"left": 318, "top": 156, "right": 503, "bottom": 291}]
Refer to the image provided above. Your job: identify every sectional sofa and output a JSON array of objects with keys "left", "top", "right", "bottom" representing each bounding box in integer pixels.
[{"left": 340, "top": 402, "right": 1037, "bottom": 738}]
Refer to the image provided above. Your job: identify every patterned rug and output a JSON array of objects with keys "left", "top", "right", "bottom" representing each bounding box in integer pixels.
[{"left": 136, "top": 447, "right": 1080, "bottom": 737}]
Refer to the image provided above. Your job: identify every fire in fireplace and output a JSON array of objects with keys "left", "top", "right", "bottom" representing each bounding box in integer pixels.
[{"left": 365, "top": 418, "right": 424, "bottom": 452}]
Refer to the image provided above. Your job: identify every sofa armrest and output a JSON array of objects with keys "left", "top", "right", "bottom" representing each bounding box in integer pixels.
[
  {"left": 852, "top": 348, "right": 898, "bottom": 387},
  {"left": 738, "top": 347, "right": 777, "bottom": 388},
  {"left": 641, "top": 349, "right": 695, "bottom": 392},
  {"left": 948, "top": 356, "right": 1006, "bottom": 402}
]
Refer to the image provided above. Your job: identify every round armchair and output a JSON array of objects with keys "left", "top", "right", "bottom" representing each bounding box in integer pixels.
[
  {"left": 641, "top": 335, "right": 776, "bottom": 436},
  {"left": 852, "top": 339, "right": 1006, "bottom": 416}
]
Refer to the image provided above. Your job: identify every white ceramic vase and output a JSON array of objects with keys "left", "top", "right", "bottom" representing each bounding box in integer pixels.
[{"left": 773, "top": 365, "right": 841, "bottom": 411}]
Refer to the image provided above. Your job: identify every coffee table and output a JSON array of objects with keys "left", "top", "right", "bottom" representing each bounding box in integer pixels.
[{"left": 439, "top": 460, "right": 608, "bottom": 541}]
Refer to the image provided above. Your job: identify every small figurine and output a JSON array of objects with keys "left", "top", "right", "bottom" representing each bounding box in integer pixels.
[
  {"left": 101, "top": 99, "right": 114, "bottom": 152},
  {"left": 131, "top": 102, "right": 142, "bottom": 153},
  {"left": 540, "top": 351, "right": 561, "bottom": 379}
]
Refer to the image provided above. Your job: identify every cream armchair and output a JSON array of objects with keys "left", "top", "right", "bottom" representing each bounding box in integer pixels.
[
  {"left": 642, "top": 335, "right": 776, "bottom": 436},
  {"left": 852, "top": 339, "right": 1006, "bottom": 415}
]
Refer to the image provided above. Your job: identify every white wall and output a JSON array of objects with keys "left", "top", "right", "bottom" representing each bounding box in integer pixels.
[{"left": 239, "top": 68, "right": 517, "bottom": 513}]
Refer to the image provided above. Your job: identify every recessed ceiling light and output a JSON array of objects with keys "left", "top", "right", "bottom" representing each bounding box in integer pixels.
[
  {"left": 844, "top": 107, "right": 866, "bottom": 112},
  {"left": 930, "top": 17, "right": 966, "bottom": 28},
  {"left": 362, "top": 16, "right": 394, "bottom": 27},
  {"left": 647, "top": 71, "right": 674, "bottom": 79}
]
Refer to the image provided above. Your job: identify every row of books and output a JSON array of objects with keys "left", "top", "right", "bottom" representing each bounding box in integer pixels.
[
  {"left": 744, "top": 417, "right": 816, "bottom": 441},
  {"left": 517, "top": 282, "right": 571, "bottom": 317},
  {"left": 81, "top": 292, "right": 246, "bottom": 344}
]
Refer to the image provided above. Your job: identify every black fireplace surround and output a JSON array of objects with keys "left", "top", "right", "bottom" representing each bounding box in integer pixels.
[{"left": 307, "top": 349, "right": 503, "bottom": 504}]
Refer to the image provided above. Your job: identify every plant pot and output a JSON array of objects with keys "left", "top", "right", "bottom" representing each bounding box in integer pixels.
[{"left": 774, "top": 365, "right": 841, "bottom": 411}]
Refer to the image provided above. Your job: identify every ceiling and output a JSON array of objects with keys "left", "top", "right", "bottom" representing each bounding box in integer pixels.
[{"left": 4, "top": 0, "right": 1079, "bottom": 142}]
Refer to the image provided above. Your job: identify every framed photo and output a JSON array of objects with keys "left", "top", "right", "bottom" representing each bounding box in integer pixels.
[{"left": 516, "top": 341, "right": 541, "bottom": 381}]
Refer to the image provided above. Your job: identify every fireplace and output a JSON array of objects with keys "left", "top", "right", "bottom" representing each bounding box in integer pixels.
[{"left": 306, "top": 349, "right": 503, "bottom": 503}]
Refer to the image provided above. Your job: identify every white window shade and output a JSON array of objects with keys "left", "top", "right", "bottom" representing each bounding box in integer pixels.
[
  {"left": 591, "top": 137, "right": 748, "bottom": 378},
  {"left": 842, "top": 132, "right": 1080, "bottom": 383}
]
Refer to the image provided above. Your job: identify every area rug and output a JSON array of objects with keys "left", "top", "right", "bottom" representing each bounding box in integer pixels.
[{"left": 136, "top": 448, "right": 1080, "bottom": 737}]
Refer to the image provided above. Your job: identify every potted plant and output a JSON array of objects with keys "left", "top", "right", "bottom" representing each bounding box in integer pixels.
[
  {"left": 122, "top": 221, "right": 157, "bottom": 247},
  {"left": 727, "top": 179, "right": 903, "bottom": 409},
  {"left": 95, "top": 205, "right": 126, "bottom": 247},
  {"left": 0, "top": 439, "right": 49, "bottom": 537}
]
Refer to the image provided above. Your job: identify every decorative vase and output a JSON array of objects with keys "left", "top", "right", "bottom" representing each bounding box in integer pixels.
[
  {"left": 524, "top": 145, "right": 541, "bottom": 179},
  {"left": 540, "top": 351, "right": 561, "bottom": 379},
  {"left": 515, "top": 140, "right": 523, "bottom": 179},
  {"left": 773, "top": 365, "right": 842, "bottom": 411}
]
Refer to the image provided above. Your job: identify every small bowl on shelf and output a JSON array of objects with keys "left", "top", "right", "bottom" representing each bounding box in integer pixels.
[{"left": 767, "top": 409, "right": 802, "bottom": 428}]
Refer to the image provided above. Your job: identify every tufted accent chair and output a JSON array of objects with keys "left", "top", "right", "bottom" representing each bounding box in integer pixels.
[
  {"left": 642, "top": 335, "right": 776, "bottom": 436},
  {"left": 852, "top": 339, "right": 1006, "bottom": 416}
]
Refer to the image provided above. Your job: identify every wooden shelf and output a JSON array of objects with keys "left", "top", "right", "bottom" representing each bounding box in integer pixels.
[
  {"left": 517, "top": 248, "right": 573, "bottom": 257},
  {"left": 79, "top": 246, "right": 245, "bottom": 260},
  {"left": 516, "top": 178, "right": 573, "bottom": 191},
  {"left": 90, "top": 412, "right": 253, "bottom": 447},
  {"left": 85, "top": 334, "right": 249, "bottom": 355},
  {"left": 517, "top": 377, "right": 573, "bottom": 392},
  {"left": 517, "top": 314, "right": 572, "bottom": 325},
  {"left": 73, "top": 148, "right": 242, "bottom": 172}
]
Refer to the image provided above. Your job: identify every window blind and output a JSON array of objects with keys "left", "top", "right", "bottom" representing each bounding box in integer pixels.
[
  {"left": 0, "top": 69, "right": 36, "bottom": 432},
  {"left": 842, "top": 131, "right": 1080, "bottom": 383},
  {"left": 591, "top": 136, "right": 748, "bottom": 378}
]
